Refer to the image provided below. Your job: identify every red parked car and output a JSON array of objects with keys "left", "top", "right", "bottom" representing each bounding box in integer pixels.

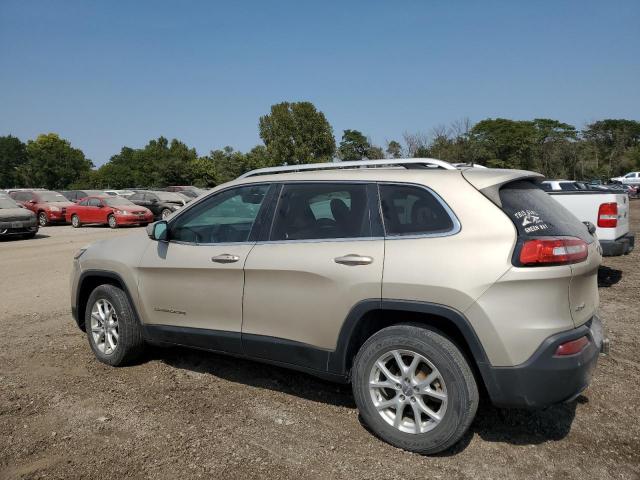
[
  {"left": 65, "top": 196, "right": 153, "bottom": 229},
  {"left": 9, "top": 189, "right": 73, "bottom": 226}
]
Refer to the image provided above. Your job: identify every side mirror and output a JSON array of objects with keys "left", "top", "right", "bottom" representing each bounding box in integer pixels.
[
  {"left": 29, "top": 200, "right": 37, "bottom": 205},
  {"left": 147, "top": 221, "right": 168, "bottom": 241},
  {"left": 150, "top": 198, "right": 158, "bottom": 203}
]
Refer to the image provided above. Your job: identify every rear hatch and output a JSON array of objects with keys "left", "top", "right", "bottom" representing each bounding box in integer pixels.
[{"left": 463, "top": 169, "right": 601, "bottom": 328}]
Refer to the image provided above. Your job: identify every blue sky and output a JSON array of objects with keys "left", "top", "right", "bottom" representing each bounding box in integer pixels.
[{"left": 1, "top": 0, "right": 638, "bottom": 166}]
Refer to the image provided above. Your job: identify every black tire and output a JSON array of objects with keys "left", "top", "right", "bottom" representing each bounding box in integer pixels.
[
  {"left": 107, "top": 214, "right": 117, "bottom": 229},
  {"left": 38, "top": 211, "right": 48, "bottom": 227},
  {"left": 71, "top": 214, "right": 81, "bottom": 228},
  {"left": 352, "top": 324, "right": 478, "bottom": 454},
  {"left": 85, "top": 284, "right": 144, "bottom": 366}
]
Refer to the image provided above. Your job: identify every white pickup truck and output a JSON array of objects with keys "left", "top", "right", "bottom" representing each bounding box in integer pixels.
[{"left": 541, "top": 180, "right": 635, "bottom": 256}]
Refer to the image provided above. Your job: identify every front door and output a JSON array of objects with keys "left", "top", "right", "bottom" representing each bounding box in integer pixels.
[
  {"left": 242, "top": 182, "right": 384, "bottom": 370},
  {"left": 137, "top": 184, "right": 271, "bottom": 353}
]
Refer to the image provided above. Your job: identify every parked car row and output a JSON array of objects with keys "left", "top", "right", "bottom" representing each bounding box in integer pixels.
[
  {"left": 541, "top": 179, "right": 639, "bottom": 197},
  {"left": 0, "top": 186, "right": 207, "bottom": 233}
]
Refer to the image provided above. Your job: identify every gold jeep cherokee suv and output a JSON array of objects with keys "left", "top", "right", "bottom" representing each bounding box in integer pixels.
[{"left": 71, "top": 159, "right": 606, "bottom": 454}]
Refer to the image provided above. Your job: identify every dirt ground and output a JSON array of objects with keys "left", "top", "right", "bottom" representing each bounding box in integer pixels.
[{"left": 1, "top": 205, "right": 639, "bottom": 480}]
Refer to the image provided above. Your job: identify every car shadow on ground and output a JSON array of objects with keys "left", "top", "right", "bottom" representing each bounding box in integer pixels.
[
  {"left": 0, "top": 233, "right": 50, "bottom": 241},
  {"left": 598, "top": 266, "right": 623, "bottom": 287},
  {"left": 153, "top": 345, "right": 579, "bottom": 452}
]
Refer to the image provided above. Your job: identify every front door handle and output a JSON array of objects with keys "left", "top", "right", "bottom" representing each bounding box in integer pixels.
[
  {"left": 334, "top": 254, "right": 374, "bottom": 266},
  {"left": 211, "top": 254, "right": 240, "bottom": 264}
]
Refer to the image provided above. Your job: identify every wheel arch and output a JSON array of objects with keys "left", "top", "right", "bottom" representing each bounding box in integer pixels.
[
  {"left": 75, "top": 271, "right": 140, "bottom": 331},
  {"left": 328, "top": 299, "right": 500, "bottom": 397}
]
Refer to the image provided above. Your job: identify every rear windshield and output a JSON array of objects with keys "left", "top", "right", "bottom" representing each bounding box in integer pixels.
[{"left": 499, "top": 181, "right": 592, "bottom": 243}]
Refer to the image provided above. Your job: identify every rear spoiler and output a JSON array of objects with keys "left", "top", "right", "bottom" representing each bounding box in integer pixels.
[{"left": 462, "top": 168, "right": 544, "bottom": 207}]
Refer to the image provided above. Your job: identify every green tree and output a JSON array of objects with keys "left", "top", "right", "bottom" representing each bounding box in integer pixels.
[
  {"left": 582, "top": 119, "right": 640, "bottom": 177},
  {"left": 386, "top": 140, "right": 403, "bottom": 158},
  {"left": 259, "top": 101, "right": 336, "bottom": 165},
  {"left": 22, "top": 133, "right": 92, "bottom": 189},
  {"left": 471, "top": 118, "right": 537, "bottom": 170},
  {"left": 337, "top": 129, "right": 383, "bottom": 160},
  {"left": 94, "top": 136, "right": 198, "bottom": 188},
  {"left": 0, "top": 135, "right": 27, "bottom": 188}
]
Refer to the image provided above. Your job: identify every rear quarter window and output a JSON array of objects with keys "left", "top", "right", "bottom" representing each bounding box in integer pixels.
[{"left": 499, "top": 181, "right": 592, "bottom": 243}]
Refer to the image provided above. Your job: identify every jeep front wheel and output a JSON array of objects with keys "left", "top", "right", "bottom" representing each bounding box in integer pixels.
[
  {"left": 85, "top": 284, "right": 144, "bottom": 366},
  {"left": 352, "top": 324, "right": 478, "bottom": 454}
]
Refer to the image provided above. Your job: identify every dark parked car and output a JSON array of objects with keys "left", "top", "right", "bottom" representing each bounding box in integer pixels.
[
  {"left": 0, "top": 194, "right": 39, "bottom": 238},
  {"left": 61, "top": 190, "right": 109, "bottom": 203},
  {"left": 127, "top": 191, "right": 186, "bottom": 220},
  {"left": 9, "top": 190, "right": 73, "bottom": 226},
  {"left": 164, "top": 186, "right": 206, "bottom": 198}
]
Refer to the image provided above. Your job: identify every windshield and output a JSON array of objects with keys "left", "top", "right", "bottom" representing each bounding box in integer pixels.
[
  {"left": 37, "top": 191, "right": 68, "bottom": 202},
  {"left": 156, "top": 192, "right": 184, "bottom": 202},
  {"left": 0, "top": 196, "right": 19, "bottom": 209},
  {"left": 103, "top": 197, "right": 135, "bottom": 207}
]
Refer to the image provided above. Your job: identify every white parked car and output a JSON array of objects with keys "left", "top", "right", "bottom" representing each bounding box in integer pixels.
[{"left": 611, "top": 172, "right": 640, "bottom": 186}]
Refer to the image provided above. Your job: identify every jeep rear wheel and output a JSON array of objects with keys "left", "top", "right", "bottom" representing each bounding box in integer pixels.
[
  {"left": 85, "top": 284, "right": 144, "bottom": 366},
  {"left": 352, "top": 324, "right": 478, "bottom": 454}
]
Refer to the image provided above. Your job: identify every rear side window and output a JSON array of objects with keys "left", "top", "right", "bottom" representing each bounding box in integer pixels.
[
  {"left": 559, "top": 183, "right": 578, "bottom": 191},
  {"left": 379, "top": 184, "right": 455, "bottom": 236},
  {"left": 499, "top": 181, "right": 591, "bottom": 242},
  {"left": 271, "top": 183, "right": 371, "bottom": 241}
]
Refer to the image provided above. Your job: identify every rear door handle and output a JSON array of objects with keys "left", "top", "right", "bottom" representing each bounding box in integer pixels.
[
  {"left": 334, "top": 254, "right": 374, "bottom": 266},
  {"left": 211, "top": 254, "right": 240, "bottom": 264}
]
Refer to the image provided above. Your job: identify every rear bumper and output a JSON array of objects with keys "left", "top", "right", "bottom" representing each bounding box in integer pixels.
[
  {"left": 485, "top": 316, "right": 604, "bottom": 408},
  {"left": 600, "top": 232, "right": 635, "bottom": 256}
]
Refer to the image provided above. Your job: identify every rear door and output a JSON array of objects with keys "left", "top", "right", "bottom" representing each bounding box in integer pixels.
[{"left": 242, "top": 182, "right": 384, "bottom": 368}]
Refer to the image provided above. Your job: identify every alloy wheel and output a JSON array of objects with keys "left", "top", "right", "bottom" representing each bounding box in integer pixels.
[
  {"left": 369, "top": 349, "right": 448, "bottom": 434},
  {"left": 90, "top": 299, "right": 119, "bottom": 355}
]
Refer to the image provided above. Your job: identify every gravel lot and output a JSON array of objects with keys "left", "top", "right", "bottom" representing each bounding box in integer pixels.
[{"left": 1, "top": 205, "right": 639, "bottom": 480}]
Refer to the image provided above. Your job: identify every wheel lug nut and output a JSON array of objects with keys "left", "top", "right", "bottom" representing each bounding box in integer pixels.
[
  {"left": 400, "top": 395, "right": 405, "bottom": 401},
  {"left": 410, "top": 397, "right": 416, "bottom": 403}
]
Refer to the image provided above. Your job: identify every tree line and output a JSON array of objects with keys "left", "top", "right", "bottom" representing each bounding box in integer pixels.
[{"left": 1, "top": 101, "right": 639, "bottom": 190}]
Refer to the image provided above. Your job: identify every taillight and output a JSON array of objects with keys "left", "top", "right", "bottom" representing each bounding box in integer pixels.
[
  {"left": 519, "top": 237, "right": 588, "bottom": 266},
  {"left": 555, "top": 336, "right": 589, "bottom": 356},
  {"left": 597, "top": 202, "right": 618, "bottom": 228}
]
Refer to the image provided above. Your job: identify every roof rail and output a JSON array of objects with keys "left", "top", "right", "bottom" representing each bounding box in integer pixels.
[{"left": 238, "top": 158, "right": 456, "bottom": 179}]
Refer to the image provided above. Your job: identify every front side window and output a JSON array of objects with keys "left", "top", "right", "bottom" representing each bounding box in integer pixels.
[
  {"left": 380, "top": 184, "right": 455, "bottom": 236},
  {"left": 78, "top": 198, "right": 90, "bottom": 206},
  {"left": 170, "top": 184, "right": 269, "bottom": 244},
  {"left": 88, "top": 198, "right": 102, "bottom": 207},
  {"left": 270, "top": 183, "right": 370, "bottom": 241},
  {"left": 559, "top": 182, "right": 578, "bottom": 191}
]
